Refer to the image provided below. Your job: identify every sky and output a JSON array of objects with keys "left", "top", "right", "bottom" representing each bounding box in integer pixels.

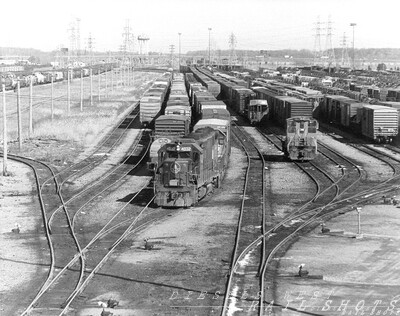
[{"left": 0, "top": 0, "right": 399, "bottom": 54}]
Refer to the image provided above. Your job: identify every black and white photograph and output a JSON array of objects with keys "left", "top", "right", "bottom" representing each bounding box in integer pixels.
[{"left": 1, "top": 0, "right": 400, "bottom": 315}]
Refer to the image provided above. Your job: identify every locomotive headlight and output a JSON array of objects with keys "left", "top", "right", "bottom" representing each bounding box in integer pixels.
[{"left": 176, "top": 144, "right": 181, "bottom": 151}]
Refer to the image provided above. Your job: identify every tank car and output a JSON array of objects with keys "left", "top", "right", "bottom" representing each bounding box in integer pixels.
[{"left": 283, "top": 116, "right": 318, "bottom": 161}]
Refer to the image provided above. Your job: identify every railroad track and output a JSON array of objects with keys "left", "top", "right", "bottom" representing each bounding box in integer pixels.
[
  {"left": 256, "top": 129, "right": 400, "bottom": 315},
  {"left": 220, "top": 125, "right": 400, "bottom": 315},
  {"left": 221, "top": 122, "right": 267, "bottom": 315},
  {"left": 1, "top": 98, "right": 159, "bottom": 314},
  {"left": 40, "top": 101, "right": 142, "bottom": 194},
  {"left": 16, "top": 104, "right": 156, "bottom": 315},
  {"left": 1, "top": 154, "right": 77, "bottom": 315}
]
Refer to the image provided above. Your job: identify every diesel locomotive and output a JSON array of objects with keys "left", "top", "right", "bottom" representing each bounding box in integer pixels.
[
  {"left": 154, "top": 122, "right": 230, "bottom": 208},
  {"left": 283, "top": 116, "right": 319, "bottom": 161}
]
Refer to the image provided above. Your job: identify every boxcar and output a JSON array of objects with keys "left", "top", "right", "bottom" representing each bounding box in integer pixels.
[{"left": 359, "top": 105, "right": 398, "bottom": 142}]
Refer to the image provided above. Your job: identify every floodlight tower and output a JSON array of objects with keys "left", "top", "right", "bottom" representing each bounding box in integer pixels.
[
  {"left": 178, "top": 32, "right": 182, "bottom": 69},
  {"left": 208, "top": 28, "right": 212, "bottom": 65}
]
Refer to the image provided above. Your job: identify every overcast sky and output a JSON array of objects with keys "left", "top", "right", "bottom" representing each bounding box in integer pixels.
[{"left": 1, "top": 0, "right": 398, "bottom": 53}]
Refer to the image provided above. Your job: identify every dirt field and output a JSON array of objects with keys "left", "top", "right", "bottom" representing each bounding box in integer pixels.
[{"left": 269, "top": 201, "right": 400, "bottom": 316}]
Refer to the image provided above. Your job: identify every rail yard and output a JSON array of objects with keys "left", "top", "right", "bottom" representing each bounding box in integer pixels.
[{"left": 2, "top": 61, "right": 400, "bottom": 316}]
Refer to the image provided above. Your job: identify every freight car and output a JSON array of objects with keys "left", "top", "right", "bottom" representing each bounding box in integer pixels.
[
  {"left": 272, "top": 96, "right": 314, "bottom": 126},
  {"left": 191, "top": 67, "right": 221, "bottom": 97},
  {"left": 283, "top": 116, "right": 318, "bottom": 161},
  {"left": 139, "top": 72, "right": 172, "bottom": 125},
  {"left": 358, "top": 105, "right": 398, "bottom": 142},
  {"left": 153, "top": 99, "right": 230, "bottom": 208},
  {"left": 321, "top": 95, "right": 399, "bottom": 142},
  {"left": 148, "top": 73, "right": 193, "bottom": 168},
  {"left": 196, "top": 67, "right": 269, "bottom": 124}
]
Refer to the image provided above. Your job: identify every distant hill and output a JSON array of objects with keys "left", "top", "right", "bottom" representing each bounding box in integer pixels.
[
  {"left": 186, "top": 48, "right": 400, "bottom": 61},
  {"left": 1, "top": 47, "right": 400, "bottom": 65},
  {"left": 0, "top": 47, "right": 55, "bottom": 64}
]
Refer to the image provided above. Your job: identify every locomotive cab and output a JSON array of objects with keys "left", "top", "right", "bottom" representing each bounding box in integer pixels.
[{"left": 248, "top": 99, "right": 269, "bottom": 124}]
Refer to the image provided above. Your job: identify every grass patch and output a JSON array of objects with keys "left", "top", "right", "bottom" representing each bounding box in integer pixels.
[{"left": 5, "top": 72, "right": 160, "bottom": 166}]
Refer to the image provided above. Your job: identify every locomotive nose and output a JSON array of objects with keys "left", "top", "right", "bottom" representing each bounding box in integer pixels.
[{"left": 170, "top": 161, "right": 182, "bottom": 174}]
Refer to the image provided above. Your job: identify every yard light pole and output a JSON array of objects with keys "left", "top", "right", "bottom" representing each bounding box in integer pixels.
[
  {"left": 208, "top": 27, "right": 212, "bottom": 66},
  {"left": 178, "top": 32, "right": 181, "bottom": 72},
  {"left": 356, "top": 207, "right": 363, "bottom": 238},
  {"left": 350, "top": 23, "right": 356, "bottom": 70}
]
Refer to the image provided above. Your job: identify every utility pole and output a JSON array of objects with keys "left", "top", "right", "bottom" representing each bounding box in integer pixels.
[
  {"left": 29, "top": 76, "right": 33, "bottom": 137},
  {"left": 208, "top": 28, "right": 212, "bottom": 66},
  {"left": 98, "top": 68, "right": 101, "bottom": 102},
  {"left": 120, "top": 65, "right": 123, "bottom": 86},
  {"left": 127, "top": 60, "right": 130, "bottom": 86},
  {"left": 111, "top": 67, "right": 114, "bottom": 93},
  {"left": 51, "top": 75, "right": 54, "bottom": 120},
  {"left": 80, "top": 70, "right": 83, "bottom": 111},
  {"left": 67, "top": 70, "right": 71, "bottom": 115},
  {"left": 2, "top": 83, "right": 7, "bottom": 176},
  {"left": 90, "top": 68, "right": 93, "bottom": 106},
  {"left": 105, "top": 68, "right": 108, "bottom": 97},
  {"left": 17, "top": 80, "right": 22, "bottom": 150},
  {"left": 350, "top": 23, "right": 357, "bottom": 70}
]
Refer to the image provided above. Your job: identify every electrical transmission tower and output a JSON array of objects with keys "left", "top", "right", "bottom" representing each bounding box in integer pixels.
[
  {"left": 340, "top": 33, "right": 350, "bottom": 68},
  {"left": 68, "top": 17, "right": 81, "bottom": 60},
  {"left": 121, "top": 20, "right": 135, "bottom": 54},
  {"left": 68, "top": 21, "right": 76, "bottom": 61},
  {"left": 228, "top": 32, "right": 237, "bottom": 68},
  {"left": 210, "top": 39, "right": 218, "bottom": 67},
  {"left": 76, "top": 18, "right": 81, "bottom": 56},
  {"left": 313, "top": 16, "right": 322, "bottom": 65},
  {"left": 86, "top": 33, "right": 95, "bottom": 65},
  {"left": 169, "top": 45, "right": 175, "bottom": 68},
  {"left": 323, "top": 16, "right": 336, "bottom": 70}
]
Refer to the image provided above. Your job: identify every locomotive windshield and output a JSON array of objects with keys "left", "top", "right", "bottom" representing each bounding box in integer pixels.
[{"left": 167, "top": 151, "right": 191, "bottom": 159}]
